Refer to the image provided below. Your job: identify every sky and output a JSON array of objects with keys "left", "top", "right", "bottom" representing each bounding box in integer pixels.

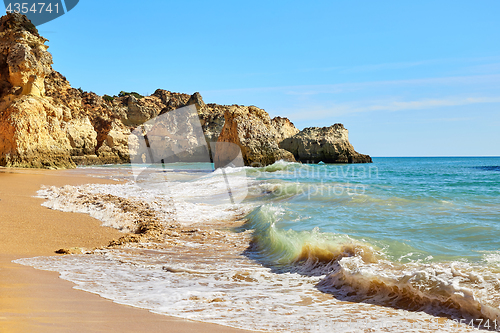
[{"left": 3, "top": 0, "right": 500, "bottom": 156}]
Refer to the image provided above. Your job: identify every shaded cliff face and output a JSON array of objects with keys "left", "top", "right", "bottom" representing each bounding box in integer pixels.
[
  {"left": 279, "top": 124, "right": 372, "bottom": 164},
  {"left": 0, "top": 13, "right": 371, "bottom": 168}
]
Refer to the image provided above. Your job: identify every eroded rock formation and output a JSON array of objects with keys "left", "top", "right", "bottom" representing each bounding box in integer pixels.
[
  {"left": 0, "top": 13, "right": 74, "bottom": 168},
  {"left": 0, "top": 95, "right": 75, "bottom": 168},
  {"left": 279, "top": 124, "right": 372, "bottom": 163},
  {"left": 0, "top": 13, "right": 371, "bottom": 168},
  {"left": 216, "top": 105, "right": 296, "bottom": 166}
]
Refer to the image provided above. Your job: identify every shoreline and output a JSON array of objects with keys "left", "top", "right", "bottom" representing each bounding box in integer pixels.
[
  {"left": 1, "top": 163, "right": 491, "bottom": 332},
  {"left": 0, "top": 167, "right": 255, "bottom": 333}
]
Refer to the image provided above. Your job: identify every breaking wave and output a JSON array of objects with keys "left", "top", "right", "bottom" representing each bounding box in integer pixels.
[{"left": 243, "top": 204, "right": 500, "bottom": 326}]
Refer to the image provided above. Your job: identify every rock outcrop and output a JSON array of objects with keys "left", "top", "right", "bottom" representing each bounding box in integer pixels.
[
  {"left": 271, "top": 116, "right": 300, "bottom": 143},
  {"left": 0, "top": 13, "right": 75, "bottom": 168},
  {"left": 0, "top": 95, "right": 75, "bottom": 168},
  {"left": 216, "top": 105, "right": 296, "bottom": 166},
  {"left": 0, "top": 13, "right": 50, "bottom": 98},
  {"left": 279, "top": 124, "right": 372, "bottom": 163},
  {"left": 0, "top": 13, "right": 371, "bottom": 168}
]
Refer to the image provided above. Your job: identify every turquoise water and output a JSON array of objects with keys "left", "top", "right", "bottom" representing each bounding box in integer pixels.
[
  {"left": 21, "top": 157, "right": 500, "bottom": 330},
  {"left": 97, "top": 157, "right": 500, "bottom": 263},
  {"left": 246, "top": 157, "right": 500, "bottom": 264}
]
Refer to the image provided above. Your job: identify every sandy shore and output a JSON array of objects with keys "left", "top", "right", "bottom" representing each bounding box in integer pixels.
[{"left": 0, "top": 168, "right": 255, "bottom": 333}]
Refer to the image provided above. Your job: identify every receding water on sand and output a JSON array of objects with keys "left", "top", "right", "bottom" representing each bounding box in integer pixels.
[{"left": 15, "top": 158, "right": 500, "bottom": 332}]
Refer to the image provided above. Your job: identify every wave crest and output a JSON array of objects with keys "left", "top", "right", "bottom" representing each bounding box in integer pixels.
[
  {"left": 320, "top": 257, "right": 500, "bottom": 324},
  {"left": 254, "top": 160, "right": 306, "bottom": 173},
  {"left": 244, "top": 203, "right": 500, "bottom": 326},
  {"left": 243, "top": 204, "right": 379, "bottom": 274}
]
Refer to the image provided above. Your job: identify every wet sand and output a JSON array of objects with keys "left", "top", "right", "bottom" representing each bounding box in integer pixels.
[{"left": 0, "top": 168, "right": 255, "bottom": 333}]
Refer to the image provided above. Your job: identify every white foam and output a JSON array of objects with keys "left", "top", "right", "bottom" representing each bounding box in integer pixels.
[
  {"left": 36, "top": 169, "right": 255, "bottom": 229},
  {"left": 23, "top": 166, "right": 494, "bottom": 332},
  {"left": 321, "top": 255, "right": 500, "bottom": 324},
  {"left": 37, "top": 184, "right": 152, "bottom": 232},
  {"left": 16, "top": 246, "right": 485, "bottom": 332}
]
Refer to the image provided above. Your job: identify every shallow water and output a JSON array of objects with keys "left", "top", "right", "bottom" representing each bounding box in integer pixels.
[{"left": 15, "top": 157, "right": 500, "bottom": 332}]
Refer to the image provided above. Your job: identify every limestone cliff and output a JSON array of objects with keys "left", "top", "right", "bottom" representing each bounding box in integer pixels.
[
  {"left": 279, "top": 124, "right": 372, "bottom": 163},
  {"left": 216, "top": 105, "right": 296, "bottom": 166},
  {"left": 0, "top": 13, "right": 50, "bottom": 98},
  {"left": 271, "top": 116, "right": 300, "bottom": 143},
  {"left": 0, "top": 95, "right": 75, "bottom": 168},
  {"left": 0, "top": 13, "right": 371, "bottom": 168},
  {"left": 0, "top": 13, "right": 75, "bottom": 168}
]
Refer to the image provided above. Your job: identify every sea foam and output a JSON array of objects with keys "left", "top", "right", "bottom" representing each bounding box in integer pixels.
[{"left": 16, "top": 162, "right": 500, "bottom": 332}]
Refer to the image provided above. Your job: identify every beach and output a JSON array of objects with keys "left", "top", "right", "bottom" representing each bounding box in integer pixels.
[
  {"left": 2, "top": 159, "right": 499, "bottom": 333},
  {"left": 1, "top": 4, "right": 499, "bottom": 333},
  {"left": 0, "top": 168, "right": 253, "bottom": 333}
]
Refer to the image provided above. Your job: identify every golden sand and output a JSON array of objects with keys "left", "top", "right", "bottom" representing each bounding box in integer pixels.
[{"left": 0, "top": 168, "right": 254, "bottom": 333}]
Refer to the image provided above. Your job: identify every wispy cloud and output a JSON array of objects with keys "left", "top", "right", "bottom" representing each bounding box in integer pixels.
[
  {"left": 354, "top": 96, "right": 500, "bottom": 112},
  {"left": 211, "top": 56, "right": 500, "bottom": 80},
  {"left": 338, "top": 60, "right": 433, "bottom": 74},
  {"left": 286, "top": 60, "right": 430, "bottom": 74},
  {"left": 286, "top": 96, "right": 500, "bottom": 120},
  {"left": 204, "top": 74, "right": 500, "bottom": 96},
  {"left": 463, "top": 62, "right": 500, "bottom": 75},
  {"left": 424, "top": 117, "right": 473, "bottom": 123}
]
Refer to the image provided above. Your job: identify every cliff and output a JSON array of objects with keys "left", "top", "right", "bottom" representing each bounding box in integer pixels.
[
  {"left": 280, "top": 124, "right": 373, "bottom": 163},
  {"left": 0, "top": 13, "right": 75, "bottom": 168},
  {"left": 0, "top": 13, "right": 371, "bottom": 168},
  {"left": 216, "top": 105, "right": 296, "bottom": 166}
]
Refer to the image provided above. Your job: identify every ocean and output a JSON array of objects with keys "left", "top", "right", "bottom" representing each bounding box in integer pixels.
[{"left": 16, "top": 157, "right": 500, "bottom": 332}]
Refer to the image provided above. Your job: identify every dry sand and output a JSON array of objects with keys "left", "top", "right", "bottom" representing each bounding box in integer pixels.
[{"left": 0, "top": 168, "right": 255, "bottom": 333}]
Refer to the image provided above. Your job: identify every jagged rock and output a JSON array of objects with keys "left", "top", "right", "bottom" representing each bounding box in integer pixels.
[
  {"left": 0, "top": 13, "right": 51, "bottom": 98},
  {"left": 44, "top": 71, "right": 83, "bottom": 115},
  {"left": 271, "top": 116, "right": 300, "bottom": 143},
  {"left": 79, "top": 91, "right": 118, "bottom": 156},
  {"left": 153, "top": 89, "right": 190, "bottom": 110},
  {"left": 0, "top": 14, "right": 89, "bottom": 168},
  {"left": 200, "top": 108, "right": 225, "bottom": 143},
  {"left": 118, "top": 94, "right": 161, "bottom": 126},
  {"left": 65, "top": 117, "right": 97, "bottom": 156},
  {"left": 185, "top": 93, "right": 226, "bottom": 159},
  {"left": 280, "top": 124, "right": 372, "bottom": 163},
  {"left": 55, "top": 247, "right": 83, "bottom": 255},
  {"left": 216, "top": 105, "right": 296, "bottom": 166},
  {"left": 0, "top": 95, "right": 74, "bottom": 168},
  {"left": 186, "top": 91, "right": 207, "bottom": 111},
  {"left": 96, "top": 120, "right": 130, "bottom": 162},
  {"left": 0, "top": 13, "right": 371, "bottom": 169}
]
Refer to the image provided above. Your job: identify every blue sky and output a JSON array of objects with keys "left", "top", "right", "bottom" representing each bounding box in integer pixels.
[{"left": 4, "top": 1, "right": 500, "bottom": 156}]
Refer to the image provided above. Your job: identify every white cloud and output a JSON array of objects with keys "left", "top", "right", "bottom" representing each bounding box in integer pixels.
[
  {"left": 359, "top": 96, "right": 500, "bottom": 112},
  {"left": 204, "top": 74, "right": 500, "bottom": 96},
  {"left": 339, "top": 60, "right": 433, "bottom": 73},
  {"left": 286, "top": 96, "right": 500, "bottom": 120}
]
